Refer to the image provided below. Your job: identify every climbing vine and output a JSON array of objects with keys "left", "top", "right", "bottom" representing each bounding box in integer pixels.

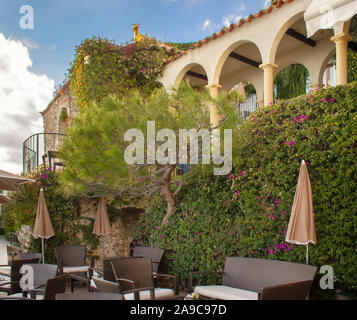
[{"left": 68, "top": 36, "right": 174, "bottom": 108}]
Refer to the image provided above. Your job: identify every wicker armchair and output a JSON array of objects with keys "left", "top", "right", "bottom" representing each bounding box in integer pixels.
[
  {"left": 56, "top": 292, "right": 124, "bottom": 300},
  {"left": 132, "top": 246, "right": 164, "bottom": 274},
  {"left": 0, "top": 258, "right": 40, "bottom": 295},
  {"left": 55, "top": 245, "right": 94, "bottom": 292},
  {"left": 110, "top": 257, "right": 178, "bottom": 300}
]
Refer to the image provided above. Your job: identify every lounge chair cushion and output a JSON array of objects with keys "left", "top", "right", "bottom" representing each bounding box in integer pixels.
[
  {"left": 124, "top": 288, "right": 174, "bottom": 300},
  {"left": 63, "top": 266, "right": 89, "bottom": 273},
  {"left": 7, "top": 292, "right": 44, "bottom": 300},
  {"left": 194, "top": 285, "right": 258, "bottom": 300}
]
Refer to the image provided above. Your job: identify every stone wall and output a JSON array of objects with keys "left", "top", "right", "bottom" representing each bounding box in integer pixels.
[
  {"left": 41, "top": 86, "right": 78, "bottom": 152},
  {"left": 79, "top": 201, "right": 143, "bottom": 268}
]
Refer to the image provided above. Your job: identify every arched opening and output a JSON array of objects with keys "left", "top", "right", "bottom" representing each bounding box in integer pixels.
[
  {"left": 229, "top": 82, "right": 257, "bottom": 121},
  {"left": 320, "top": 14, "right": 357, "bottom": 88},
  {"left": 274, "top": 64, "right": 310, "bottom": 100},
  {"left": 273, "top": 14, "right": 334, "bottom": 97},
  {"left": 174, "top": 63, "right": 208, "bottom": 90},
  {"left": 217, "top": 41, "right": 262, "bottom": 89}
]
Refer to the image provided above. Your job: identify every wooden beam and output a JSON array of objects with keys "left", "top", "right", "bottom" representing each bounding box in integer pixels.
[
  {"left": 286, "top": 28, "right": 316, "bottom": 47},
  {"left": 229, "top": 52, "right": 261, "bottom": 68},
  {"left": 186, "top": 71, "right": 208, "bottom": 81},
  {"left": 348, "top": 41, "right": 357, "bottom": 52}
]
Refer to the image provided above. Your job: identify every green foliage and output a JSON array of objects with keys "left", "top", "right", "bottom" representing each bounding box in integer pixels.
[
  {"left": 133, "top": 83, "right": 357, "bottom": 293},
  {"left": 58, "top": 83, "right": 240, "bottom": 198},
  {"left": 2, "top": 169, "right": 99, "bottom": 263},
  {"left": 348, "top": 49, "right": 357, "bottom": 83},
  {"left": 275, "top": 64, "right": 309, "bottom": 100},
  {"left": 69, "top": 37, "right": 170, "bottom": 109}
]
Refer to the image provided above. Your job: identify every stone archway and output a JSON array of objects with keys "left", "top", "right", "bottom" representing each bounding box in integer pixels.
[{"left": 173, "top": 63, "right": 208, "bottom": 89}]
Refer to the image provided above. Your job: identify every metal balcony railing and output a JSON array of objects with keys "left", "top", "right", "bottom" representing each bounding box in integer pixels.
[{"left": 23, "top": 133, "right": 65, "bottom": 174}]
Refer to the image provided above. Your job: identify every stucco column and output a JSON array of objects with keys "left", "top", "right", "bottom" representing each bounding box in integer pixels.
[
  {"left": 207, "top": 84, "right": 222, "bottom": 128},
  {"left": 331, "top": 33, "right": 352, "bottom": 85},
  {"left": 259, "top": 63, "right": 277, "bottom": 106},
  {"left": 257, "top": 100, "right": 264, "bottom": 108}
]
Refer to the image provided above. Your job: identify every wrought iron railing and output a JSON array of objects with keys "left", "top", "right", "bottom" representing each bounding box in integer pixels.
[
  {"left": 23, "top": 133, "right": 65, "bottom": 174},
  {"left": 238, "top": 94, "right": 258, "bottom": 121}
]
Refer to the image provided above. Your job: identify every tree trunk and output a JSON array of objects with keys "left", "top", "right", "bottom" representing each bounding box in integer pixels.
[{"left": 161, "top": 166, "right": 176, "bottom": 226}]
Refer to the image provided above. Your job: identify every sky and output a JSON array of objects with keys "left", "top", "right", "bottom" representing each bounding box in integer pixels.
[{"left": 0, "top": 0, "right": 270, "bottom": 174}]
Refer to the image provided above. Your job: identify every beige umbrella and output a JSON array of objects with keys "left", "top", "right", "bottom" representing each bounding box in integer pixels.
[
  {"left": 286, "top": 160, "right": 317, "bottom": 264},
  {"left": 0, "top": 169, "right": 35, "bottom": 191},
  {"left": 33, "top": 189, "right": 55, "bottom": 263},
  {"left": 0, "top": 195, "right": 10, "bottom": 204},
  {"left": 93, "top": 197, "right": 112, "bottom": 263}
]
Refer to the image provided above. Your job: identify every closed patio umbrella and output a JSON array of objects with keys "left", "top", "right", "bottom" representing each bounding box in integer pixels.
[
  {"left": 286, "top": 160, "right": 317, "bottom": 264},
  {"left": 33, "top": 189, "right": 55, "bottom": 263},
  {"left": 0, "top": 169, "right": 35, "bottom": 191},
  {"left": 93, "top": 198, "right": 112, "bottom": 264}
]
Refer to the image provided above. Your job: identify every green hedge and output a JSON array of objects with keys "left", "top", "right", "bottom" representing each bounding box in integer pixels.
[{"left": 133, "top": 82, "right": 357, "bottom": 294}]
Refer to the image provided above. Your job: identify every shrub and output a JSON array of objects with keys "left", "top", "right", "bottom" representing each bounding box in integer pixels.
[
  {"left": 2, "top": 168, "right": 99, "bottom": 263},
  {"left": 133, "top": 82, "right": 357, "bottom": 293}
]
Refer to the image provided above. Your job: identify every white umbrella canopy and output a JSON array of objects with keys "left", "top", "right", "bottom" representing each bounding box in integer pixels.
[
  {"left": 33, "top": 189, "right": 55, "bottom": 263},
  {"left": 286, "top": 160, "right": 317, "bottom": 264},
  {"left": 0, "top": 169, "right": 35, "bottom": 191}
]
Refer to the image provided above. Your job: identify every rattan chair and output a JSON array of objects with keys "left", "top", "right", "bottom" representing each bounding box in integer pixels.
[
  {"left": 0, "top": 258, "right": 41, "bottom": 295},
  {"left": 19, "top": 253, "right": 43, "bottom": 261},
  {"left": 55, "top": 245, "right": 94, "bottom": 292},
  {"left": 110, "top": 257, "right": 178, "bottom": 300},
  {"left": 132, "top": 246, "right": 164, "bottom": 274},
  {"left": 56, "top": 292, "right": 124, "bottom": 300}
]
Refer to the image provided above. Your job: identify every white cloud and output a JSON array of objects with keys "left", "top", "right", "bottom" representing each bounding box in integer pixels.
[
  {"left": 0, "top": 33, "right": 54, "bottom": 174},
  {"left": 201, "top": 19, "right": 220, "bottom": 32},
  {"left": 222, "top": 14, "right": 242, "bottom": 27},
  {"left": 264, "top": 0, "right": 271, "bottom": 8},
  {"left": 19, "top": 38, "right": 40, "bottom": 50}
]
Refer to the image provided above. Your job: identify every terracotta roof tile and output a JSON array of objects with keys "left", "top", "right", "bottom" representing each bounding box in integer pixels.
[{"left": 164, "top": 0, "right": 294, "bottom": 65}]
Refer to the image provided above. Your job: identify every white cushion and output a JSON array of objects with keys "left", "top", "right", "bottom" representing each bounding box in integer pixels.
[
  {"left": 194, "top": 285, "right": 258, "bottom": 300},
  {"left": 0, "top": 280, "right": 11, "bottom": 288},
  {"left": 124, "top": 288, "right": 174, "bottom": 300},
  {"left": 8, "top": 292, "right": 44, "bottom": 300},
  {"left": 63, "top": 266, "right": 89, "bottom": 273}
]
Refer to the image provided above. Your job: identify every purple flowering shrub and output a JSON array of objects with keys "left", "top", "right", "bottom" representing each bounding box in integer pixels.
[{"left": 133, "top": 82, "right": 357, "bottom": 292}]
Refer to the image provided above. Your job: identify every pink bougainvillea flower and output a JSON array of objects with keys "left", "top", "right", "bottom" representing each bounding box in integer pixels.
[
  {"left": 281, "top": 211, "right": 287, "bottom": 217},
  {"left": 289, "top": 141, "right": 296, "bottom": 147},
  {"left": 275, "top": 199, "right": 281, "bottom": 205},
  {"left": 329, "top": 98, "right": 334, "bottom": 103},
  {"left": 256, "top": 196, "right": 260, "bottom": 200},
  {"left": 229, "top": 231, "right": 233, "bottom": 235},
  {"left": 240, "top": 171, "right": 245, "bottom": 176},
  {"left": 322, "top": 98, "right": 327, "bottom": 102},
  {"left": 228, "top": 174, "right": 233, "bottom": 180},
  {"left": 269, "top": 214, "right": 276, "bottom": 219},
  {"left": 282, "top": 141, "right": 287, "bottom": 146},
  {"left": 159, "top": 235, "right": 163, "bottom": 239},
  {"left": 236, "top": 191, "right": 241, "bottom": 196}
]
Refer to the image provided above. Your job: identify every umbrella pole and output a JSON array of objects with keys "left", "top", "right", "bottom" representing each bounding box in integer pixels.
[
  {"left": 306, "top": 244, "right": 309, "bottom": 265},
  {"left": 102, "top": 236, "right": 105, "bottom": 266},
  {"left": 42, "top": 238, "right": 45, "bottom": 264}
]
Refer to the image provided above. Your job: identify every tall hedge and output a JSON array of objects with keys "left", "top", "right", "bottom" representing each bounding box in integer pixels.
[{"left": 133, "top": 82, "right": 357, "bottom": 293}]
